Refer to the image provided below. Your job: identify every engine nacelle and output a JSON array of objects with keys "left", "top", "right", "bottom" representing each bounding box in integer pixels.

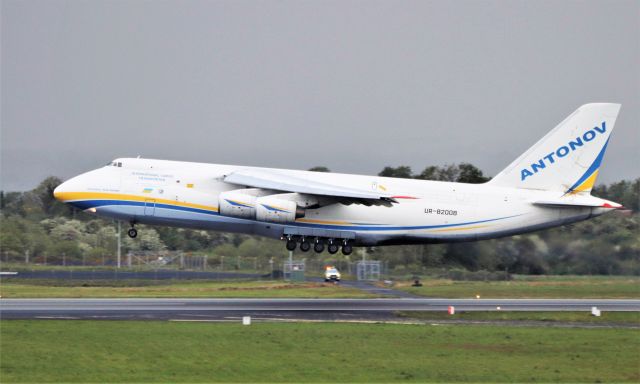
[
  {"left": 256, "top": 196, "right": 305, "bottom": 223},
  {"left": 218, "top": 191, "right": 257, "bottom": 219}
]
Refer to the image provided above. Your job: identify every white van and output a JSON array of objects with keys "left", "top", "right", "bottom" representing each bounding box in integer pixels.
[{"left": 324, "top": 266, "right": 341, "bottom": 282}]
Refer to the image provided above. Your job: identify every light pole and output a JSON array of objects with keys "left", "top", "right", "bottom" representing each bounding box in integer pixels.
[
  {"left": 269, "top": 257, "right": 274, "bottom": 278},
  {"left": 116, "top": 221, "right": 121, "bottom": 268}
]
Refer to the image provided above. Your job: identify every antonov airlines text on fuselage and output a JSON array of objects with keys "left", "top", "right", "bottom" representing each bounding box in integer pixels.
[{"left": 54, "top": 103, "right": 623, "bottom": 255}]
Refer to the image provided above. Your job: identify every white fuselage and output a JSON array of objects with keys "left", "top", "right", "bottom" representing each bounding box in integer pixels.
[{"left": 53, "top": 157, "right": 613, "bottom": 246}]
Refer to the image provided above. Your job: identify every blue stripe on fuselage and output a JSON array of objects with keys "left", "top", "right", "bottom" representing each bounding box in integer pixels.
[
  {"left": 294, "top": 214, "right": 523, "bottom": 231},
  {"left": 69, "top": 199, "right": 220, "bottom": 216}
]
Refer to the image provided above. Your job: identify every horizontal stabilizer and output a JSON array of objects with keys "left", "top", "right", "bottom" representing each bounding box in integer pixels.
[{"left": 533, "top": 197, "right": 622, "bottom": 209}]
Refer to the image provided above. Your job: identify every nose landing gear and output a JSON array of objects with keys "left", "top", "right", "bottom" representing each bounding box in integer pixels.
[{"left": 127, "top": 222, "right": 138, "bottom": 238}]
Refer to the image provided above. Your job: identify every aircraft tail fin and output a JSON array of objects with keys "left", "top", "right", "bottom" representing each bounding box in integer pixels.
[{"left": 488, "top": 103, "right": 621, "bottom": 194}]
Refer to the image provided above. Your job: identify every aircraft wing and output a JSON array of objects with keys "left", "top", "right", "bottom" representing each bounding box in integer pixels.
[{"left": 223, "top": 169, "right": 396, "bottom": 204}]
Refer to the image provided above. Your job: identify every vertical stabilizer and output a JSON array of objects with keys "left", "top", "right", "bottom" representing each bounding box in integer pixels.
[{"left": 489, "top": 103, "right": 620, "bottom": 194}]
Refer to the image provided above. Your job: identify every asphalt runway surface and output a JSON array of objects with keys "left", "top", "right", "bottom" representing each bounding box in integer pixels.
[{"left": 2, "top": 298, "right": 639, "bottom": 321}]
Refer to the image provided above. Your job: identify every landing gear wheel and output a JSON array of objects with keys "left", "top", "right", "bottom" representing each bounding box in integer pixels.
[
  {"left": 127, "top": 228, "right": 138, "bottom": 238},
  {"left": 327, "top": 242, "right": 339, "bottom": 254},
  {"left": 314, "top": 241, "right": 325, "bottom": 253},
  {"left": 342, "top": 244, "right": 353, "bottom": 255},
  {"left": 300, "top": 241, "right": 311, "bottom": 252},
  {"left": 285, "top": 239, "right": 297, "bottom": 251}
]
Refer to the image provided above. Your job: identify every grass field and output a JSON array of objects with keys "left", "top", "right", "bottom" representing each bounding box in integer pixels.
[
  {"left": 0, "top": 279, "right": 377, "bottom": 298},
  {"left": 396, "top": 310, "right": 640, "bottom": 324},
  {"left": 0, "top": 263, "right": 270, "bottom": 275},
  {"left": 2, "top": 274, "right": 638, "bottom": 299},
  {"left": 394, "top": 275, "right": 640, "bottom": 298},
  {"left": 1, "top": 320, "right": 638, "bottom": 383}
]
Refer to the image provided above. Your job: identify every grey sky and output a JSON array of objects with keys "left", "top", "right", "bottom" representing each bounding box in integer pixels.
[{"left": 2, "top": 0, "right": 638, "bottom": 191}]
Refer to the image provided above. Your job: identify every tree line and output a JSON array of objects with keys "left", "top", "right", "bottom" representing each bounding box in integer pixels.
[{"left": 0, "top": 164, "right": 638, "bottom": 275}]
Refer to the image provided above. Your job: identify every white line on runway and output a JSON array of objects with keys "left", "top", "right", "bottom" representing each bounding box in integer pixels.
[{"left": 35, "top": 316, "right": 78, "bottom": 319}]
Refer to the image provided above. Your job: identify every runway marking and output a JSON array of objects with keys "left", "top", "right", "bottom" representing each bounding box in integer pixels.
[
  {"left": 223, "top": 317, "right": 426, "bottom": 324},
  {"left": 35, "top": 316, "right": 78, "bottom": 320},
  {"left": 170, "top": 318, "right": 640, "bottom": 329},
  {"left": 169, "top": 319, "right": 234, "bottom": 322}
]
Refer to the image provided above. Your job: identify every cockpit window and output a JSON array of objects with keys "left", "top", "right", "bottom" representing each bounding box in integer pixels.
[
  {"left": 106, "top": 161, "right": 122, "bottom": 167},
  {"left": 117, "top": 162, "right": 122, "bottom": 167}
]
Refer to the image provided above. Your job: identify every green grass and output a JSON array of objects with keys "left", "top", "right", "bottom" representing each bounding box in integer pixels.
[
  {"left": 0, "top": 279, "right": 377, "bottom": 298},
  {"left": 1, "top": 263, "right": 115, "bottom": 271},
  {"left": 2, "top": 274, "right": 638, "bottom": 299},
  {"left": 396, "top": 311, "right": 640, "bottom": 324},
  {"left": 1, "top": 320, "right": 639, "bottom": 383},
  {"left": 0, "top": 263, "right": 276, "bottom": 277},
  {"left": 394, "top": 275, "right": 640, "bottom": 298}
]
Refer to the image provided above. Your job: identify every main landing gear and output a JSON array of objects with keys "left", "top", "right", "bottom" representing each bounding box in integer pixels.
[
  {"left": 327, "top": 241, "right": 339, "bottom": 255},
  {"left": 283, "top": 236, "right": 353, "bottom": 255},
  {"left": 299, "top": 240, "right": 311, "bottom": 252}
]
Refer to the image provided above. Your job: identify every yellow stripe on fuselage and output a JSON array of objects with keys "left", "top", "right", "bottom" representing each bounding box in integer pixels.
[
  {"left": 429, "top": 224, "right": 490, "bottom": 232},
  {"left": 54, "top": 191, "right": 219, "bottom": 212},
  {"left": 296, "top": 218, "right": 353, "bottom": 226}
]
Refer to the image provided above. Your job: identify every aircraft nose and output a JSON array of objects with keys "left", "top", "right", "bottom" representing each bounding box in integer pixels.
[
  {"left": 53, "top": 181, "right": 69, "bottom": 202},
  {"left": 53, "top": 176, "right": 81, "bottom": 202}
]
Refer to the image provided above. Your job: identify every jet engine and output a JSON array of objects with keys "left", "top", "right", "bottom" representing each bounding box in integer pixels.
[
  {"left": 255, "top": 196, "right": 305, "bottom": 223},
  {"left": 218, "top": 191, "right": 257, "bottom": 219}
]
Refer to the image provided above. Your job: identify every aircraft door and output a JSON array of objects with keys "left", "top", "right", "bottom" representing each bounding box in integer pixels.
[{"left": 144, "top": 199, "right": 156, "bottom": 216}]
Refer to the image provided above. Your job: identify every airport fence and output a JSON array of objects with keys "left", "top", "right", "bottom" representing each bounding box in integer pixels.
[
  {"left": 1, "top": 250, "right": 391, "bottom": 281},
  {"left": 4, "top": 250, "right": 513, "bottom": 282}
]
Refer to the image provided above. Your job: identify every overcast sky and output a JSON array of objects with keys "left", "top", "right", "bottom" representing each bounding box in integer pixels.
[{"left": 2, "top": 0, "right": 638, "bottom": 191}]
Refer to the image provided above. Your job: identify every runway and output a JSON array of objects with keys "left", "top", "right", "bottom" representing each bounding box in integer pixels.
[{"left": 2, "top": 298, "right": 639, "bottom": 321}]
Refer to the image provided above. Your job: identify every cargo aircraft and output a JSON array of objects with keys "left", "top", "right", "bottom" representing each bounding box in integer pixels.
[{"left": 54, "top": 103, "right": 623, "bottom": 255}]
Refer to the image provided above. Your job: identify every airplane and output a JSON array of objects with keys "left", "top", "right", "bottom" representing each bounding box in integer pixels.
[{"left": 54, "top": 103, "right": 623, "bottom": 255}]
